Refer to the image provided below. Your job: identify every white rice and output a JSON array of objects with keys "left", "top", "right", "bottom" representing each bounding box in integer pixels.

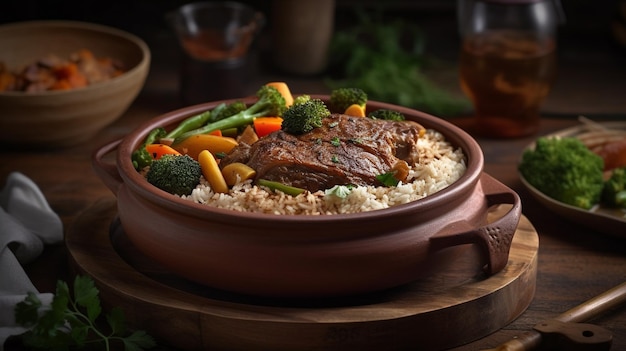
[{"left": 181, "top": 129, "right": 466, "bottom": 215}]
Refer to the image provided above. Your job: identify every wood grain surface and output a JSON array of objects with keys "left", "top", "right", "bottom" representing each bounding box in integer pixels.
[{"left": 65, "top": 198, "right": 538, "bottom": 351}]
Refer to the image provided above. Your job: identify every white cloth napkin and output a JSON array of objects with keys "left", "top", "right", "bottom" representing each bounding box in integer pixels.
[{"left": 0, "top": 172, "right": 63, "bottom": 350}]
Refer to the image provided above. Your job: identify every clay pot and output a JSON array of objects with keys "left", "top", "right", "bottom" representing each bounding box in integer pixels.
[{"left": 93, "top": 97, "right": 521, "bottom": 298}]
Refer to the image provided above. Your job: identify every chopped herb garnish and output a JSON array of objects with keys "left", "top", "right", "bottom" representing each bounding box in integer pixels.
[
  {"left": 376, "top": 172, "right": 400, "bottom": 187},
  {"left": 215, "top": 152, "right": 227, "bottom": 159},
  {"left": 349, "top": 137, "right": 363, "bottom": 144},
  {"left": 331, "top": 155, "right": 340, "bottom": 163},
  {"left": 329, "top": 121, "right": 339, "bottom": 128},
  {"left": 315, "top": 138, "right": 323, "bottom": 145},
  {"left": 325, "top": 184, "right": 355, "bottom": 198},
  {"left": 331, "top": 137, "right": 341, "bottom": 146}
]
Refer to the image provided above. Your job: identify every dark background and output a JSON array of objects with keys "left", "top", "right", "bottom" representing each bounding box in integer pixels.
[
  {"left": 1, "top": 0, "right": 623, "bottom": 56},
  {"left": 2, "top": 0, "right": 625, "bottom": 115}
]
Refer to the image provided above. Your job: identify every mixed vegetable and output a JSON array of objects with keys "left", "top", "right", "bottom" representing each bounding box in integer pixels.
[{"left": 134, "top": 82, "right": 410, "bottom": 197}]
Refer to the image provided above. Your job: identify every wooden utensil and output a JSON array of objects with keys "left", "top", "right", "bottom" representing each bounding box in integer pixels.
[{"left": 483, "top": 281, "right": 626, "bottom": 351}]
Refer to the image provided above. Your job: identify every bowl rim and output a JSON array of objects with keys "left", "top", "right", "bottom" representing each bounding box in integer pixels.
[
  {"left": 115, "top": 96, "right": 484, "bottom": 224},
  {"left": 0, "top": 20, "right": 151, "bottom": 97}
]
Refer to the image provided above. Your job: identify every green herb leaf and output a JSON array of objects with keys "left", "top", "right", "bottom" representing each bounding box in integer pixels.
[
  {"left": 124, "top": 330, "right": 157, "bottom": 351},
  {"left": 107, "top": 307, "right": 126, "bottom": 336},
  {"left": 14, "top": 292, "right": 42, "bottom": 327},
  {"left": 376, "top": 172, "right": 400, "bottom": 187},
  {"left": 74, "top": 275, "right": 101, "bottom": 323},
  {"left": 331, "top": 137, "right": 341, "bottom": 146}
]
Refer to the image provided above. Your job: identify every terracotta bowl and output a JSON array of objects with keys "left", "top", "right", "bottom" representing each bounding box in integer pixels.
[
  {"left": 0, "top": 20, "right": 150, "bottom": 147},
  {"left": 93, "top": 97, "right": 521, "bottom": 298}
]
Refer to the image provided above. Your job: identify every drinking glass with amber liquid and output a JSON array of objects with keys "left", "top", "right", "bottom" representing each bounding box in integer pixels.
[{"left": 458, "top": 0, "right": 564, "bottom": 138}]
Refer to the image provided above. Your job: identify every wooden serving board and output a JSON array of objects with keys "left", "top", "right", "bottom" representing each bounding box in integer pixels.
[{"left": 66, "top": 197, "right": 539, "bottom": 351}]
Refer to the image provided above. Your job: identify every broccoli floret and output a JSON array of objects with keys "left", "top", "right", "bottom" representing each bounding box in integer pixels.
[
  {"left": 368, "top": 109, "right": 406, "bottom": 121},
  {"left": 329, "top": 87, "right": 367, "bottom": 113},
  {"left": 281, "top": 98, "right": 331, "bottom": 135},
  {"left": 174, "top": 85, "right": 287, "bottom": 143},
  {"left": 146, "top": 154, "right": 202, "bottom": 196},
  {"left": 602, "top": 167, "right": 626, "bottom": 208},
  {"left": 132, "top": 127, "right": 167, "bottom": 171},
  {"left": 293, "top": 94, "right": 312, "bottom": 105},
  {"left": 519, "top": 137, "right": 605, "bottom": 209}
]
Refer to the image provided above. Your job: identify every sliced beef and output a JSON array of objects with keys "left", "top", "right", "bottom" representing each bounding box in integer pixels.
[{"left": 220, "top": 114, "right": 425, "bottom": 192}]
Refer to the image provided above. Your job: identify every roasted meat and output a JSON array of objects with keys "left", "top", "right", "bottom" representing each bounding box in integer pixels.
[{"left": 220, "top": 114, "right": 425, "bottom": 192}]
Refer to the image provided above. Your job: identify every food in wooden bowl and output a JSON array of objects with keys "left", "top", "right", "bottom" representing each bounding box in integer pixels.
[
  {"left": 93, "top": 84, "right": 521, "bottom": 298},
  {"left": 0, "top": 49, "right": 126, "bottom": 92},
  {"left": 0, "top": 20, "right": 150, "bottom": 147}
]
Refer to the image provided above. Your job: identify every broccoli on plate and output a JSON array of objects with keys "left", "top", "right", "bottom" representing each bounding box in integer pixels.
[
  {"left": 281, "top": 98, "right": 331, "bottom": 135},
  {"left": 519, "top": 136, "right": 605, "bottom": 209},
  {"left": 602, "top": 167, "right": 626, "bottom": 208},
  {"left": 146, "top": 154, "right": 202, "bottom": 196}
]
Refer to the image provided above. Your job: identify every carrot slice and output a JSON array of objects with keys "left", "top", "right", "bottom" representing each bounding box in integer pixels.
[
  {"left": 253, "top": 117, "right": 283, "bottom": 137},
  {"left": 344, "top": 104, "right": 366, "bottom": 117},
  {"left": 145, "top": 143, "right": 181, "bottom": 160}
]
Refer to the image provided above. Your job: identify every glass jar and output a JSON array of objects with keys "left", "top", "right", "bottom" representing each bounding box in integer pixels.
[{"left": 457, "top": 0, "right": 565, "bottom": 138}]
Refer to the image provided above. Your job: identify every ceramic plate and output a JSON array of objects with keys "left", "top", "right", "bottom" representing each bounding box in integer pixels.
[{"left": 519, "top": 121, "right": 626, "bottom": 238}]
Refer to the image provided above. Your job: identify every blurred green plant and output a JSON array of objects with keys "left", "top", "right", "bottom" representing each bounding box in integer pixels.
[{"left": 325, "top": 9, "right": 470, "bottom": 117}]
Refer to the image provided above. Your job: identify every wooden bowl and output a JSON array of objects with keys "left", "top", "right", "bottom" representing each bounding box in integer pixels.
[
  {"left": 93, "top": 98, "right": 522, "bottom": 298},
  {"left": 0, "top": 20, "right": 150, "bottom": 147}
]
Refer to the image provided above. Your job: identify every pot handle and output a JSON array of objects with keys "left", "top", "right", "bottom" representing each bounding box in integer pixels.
[
  {"left": 92, "top": 138, "right": 124, "bottom": 195},
  {"left": 429, "top": 173, "right": 522, "bottom": 276}
]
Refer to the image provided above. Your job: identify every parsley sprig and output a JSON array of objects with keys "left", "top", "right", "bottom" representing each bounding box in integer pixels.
[
  {"left": 376, "top": 172, "right": 400, "bottom": 187},
  {"left": 15, "top": 275, "right": 156, "bottom": 351}
]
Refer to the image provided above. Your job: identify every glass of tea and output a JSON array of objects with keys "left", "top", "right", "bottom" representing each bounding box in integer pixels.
[
  {"left": 458, "top": 0, "right": 564, "bottom": 138},
  {"left": 167, "top": 2, "right": 265, "bottom": 105}
]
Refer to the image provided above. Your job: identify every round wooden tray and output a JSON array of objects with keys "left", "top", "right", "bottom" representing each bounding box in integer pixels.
[{"left": 66, "top": 197, "right": 539, "bottom": 351}]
